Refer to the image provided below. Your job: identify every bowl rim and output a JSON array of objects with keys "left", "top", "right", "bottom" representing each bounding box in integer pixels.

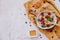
[{"left": 36, "top": 10, "right": 57, "bottom": 29}]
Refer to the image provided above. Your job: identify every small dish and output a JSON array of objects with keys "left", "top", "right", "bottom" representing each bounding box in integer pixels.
[{"left": 28, "top": 30, "right": 38, "bottom": 38}]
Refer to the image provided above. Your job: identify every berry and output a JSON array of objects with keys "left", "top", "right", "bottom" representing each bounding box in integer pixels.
[
  {"left": 48, "top": 12, "right": 51, "bottom": 15},
  {"left": 47, "top": 24, "right": 50, "bottom": 27},
  {"left": 41, "top": 17, "right": 44, "bottom": 21},
  {"left": 41, "top": 12, "right": 44, "bottom": 16}
]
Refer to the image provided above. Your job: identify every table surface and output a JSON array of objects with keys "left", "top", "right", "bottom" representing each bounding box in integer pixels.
[{"left": 0, "top": 0, "right": 60, "bottom": 40}]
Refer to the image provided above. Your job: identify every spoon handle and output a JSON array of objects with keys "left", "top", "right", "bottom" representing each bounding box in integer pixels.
[
  {"left": 55, "top": 24, "right": 60, "bottom": 27},
  {"left": 48, "top": 22, "right": 60, "bottom": 27}
]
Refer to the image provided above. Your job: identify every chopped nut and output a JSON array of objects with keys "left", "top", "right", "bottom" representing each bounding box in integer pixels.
[
  {"left": 32, "top": 6, "right": 34, "bottom": 7},
  {"left": 33, "top": 18, "right": 35, "bottom": 20},
  {"left": 55, "top": 31, "right": 57, "bottom": 33},
  {"left": 50, "top": 30, "right": 52, "bottom": 32},
  {"left": 34, "top": 10, "right": 36, "bottom": 12},
  {"left": 43, "top": 1, "right": 46, "bottom": 3},
  {"left": 52, "top": 36, "right": 53, "bottom": 38}
]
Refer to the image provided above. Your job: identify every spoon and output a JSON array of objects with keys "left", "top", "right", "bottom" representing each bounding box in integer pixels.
[{"left": 48, "top": 21, "right": 60, "bottom": 27}]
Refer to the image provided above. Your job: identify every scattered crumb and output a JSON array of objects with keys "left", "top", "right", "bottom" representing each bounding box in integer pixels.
[
  {"left": 39, "top": 34, "right": 41, "bottom": 36},
  {"left": 53, "top": 0, "right": 55, "bottom": 1},
  {"left": 40, "top": 37, "right": 42, "bottom": 38},
  {"left": 29, "top": 22, "right": 31, "bottom": 23},
  {"left": 29, "top": 25, "right": 32, "bottom": 27}
]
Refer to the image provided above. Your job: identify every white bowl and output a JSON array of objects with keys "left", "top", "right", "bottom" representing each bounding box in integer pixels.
[{"left": 36, "top": 10, "right": 57, "bottom": 29}]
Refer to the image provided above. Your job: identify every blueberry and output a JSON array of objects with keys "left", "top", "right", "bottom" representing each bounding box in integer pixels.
[
  {"left": 42, "top": 25, "right": 46, "bottom": 27},
  {"left": 38, "top": 19, "right": 40, "bottom": 21}
]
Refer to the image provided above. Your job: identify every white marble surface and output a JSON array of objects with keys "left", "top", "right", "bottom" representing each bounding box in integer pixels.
[{"left": 0, "top": 0, "right": 60, "bottom": 40}]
